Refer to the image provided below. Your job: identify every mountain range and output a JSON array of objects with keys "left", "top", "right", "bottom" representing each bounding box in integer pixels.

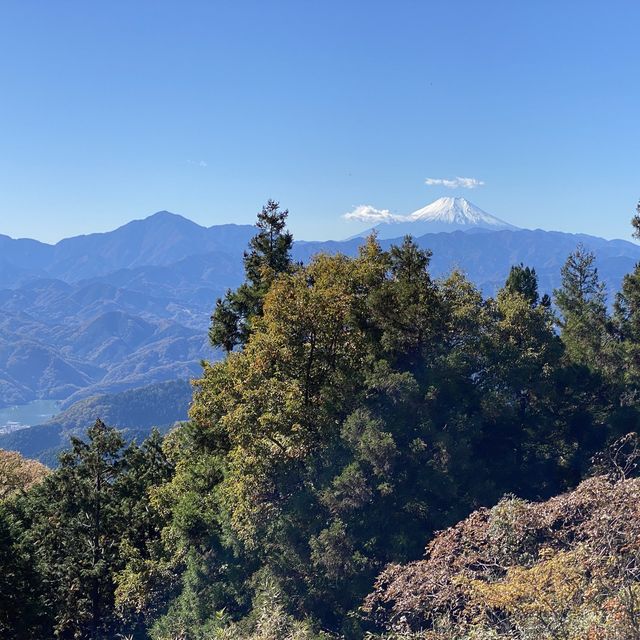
[{"left": 1, "top": 198, "right": 639, "bottom": 415}]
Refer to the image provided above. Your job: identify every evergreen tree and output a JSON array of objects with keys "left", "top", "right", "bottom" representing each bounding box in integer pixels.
[
  {"left": 210, "top": 200, "right": 293, "bottom": 352},
  {"left": 369, "top": 235, "right": 440, "bottom": 370},
  {"left": 554, "top": 244, "right": 609, "bottom": 368},
  {"left": 18, "top": 421, "right": 173, "bottom": 639},
  {"left": 615, "top": 264, "right": 640, "bottom": 343},
  {"left": 614, "top": 203, "right": 640, "bottom": 386},
  {"left": 631, "top": 200, "right": 640, "bottom": 239},
  {"left": 0, "top": 504, "right": 49, "bottom": 638},
  {"left": 24, "top": 420, "right": 128, "bottom": 639},
  {"left": 113, "top": 430, "right": 175, "bottom": 637},
  {"left": 503, "top": 263, "right": 540, "bottom": 306}
]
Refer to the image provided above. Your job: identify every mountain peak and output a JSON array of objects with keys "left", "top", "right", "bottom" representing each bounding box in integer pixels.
[
  {"left": 347, "top": 197, "right": 520, "bottom": 240},
  {"left": 142, "top": 210, "right": 198, "bottom": 225},
  {"left": 407, "top": 197, "right": 517, "bottom": 229}
]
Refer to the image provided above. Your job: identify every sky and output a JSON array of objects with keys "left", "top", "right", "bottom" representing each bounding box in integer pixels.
[{"left": 0, "top": 0, "right": 638, "bottom": 243}]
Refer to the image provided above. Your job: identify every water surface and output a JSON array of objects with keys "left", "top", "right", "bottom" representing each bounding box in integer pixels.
[{"left": 0, "top": 399, "right": 60, "bottom": 434}]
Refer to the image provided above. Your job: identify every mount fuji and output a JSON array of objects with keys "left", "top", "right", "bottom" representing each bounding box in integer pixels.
[{"left": 355, "top": 197, "right": 519, "bottom": 239}]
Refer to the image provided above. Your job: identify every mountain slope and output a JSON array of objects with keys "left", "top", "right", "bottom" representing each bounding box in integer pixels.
[
  {"left": 0, "top": 278, "right": 212, "bottom": 408},
  {"left": 0, "top": 379, "right": 192, "bottom": 465}
]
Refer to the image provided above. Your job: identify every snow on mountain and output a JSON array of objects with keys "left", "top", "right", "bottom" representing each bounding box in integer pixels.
[
  {"left": 406, "top": 197, "right": 517, "bottom": 229},
  {"left": 351, "top": 197, "right": 520, "bottom": 239}
]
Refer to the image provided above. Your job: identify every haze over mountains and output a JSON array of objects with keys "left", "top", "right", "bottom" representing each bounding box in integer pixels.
[{"left": 1, "top": 198, "right": 639, "bottom": 417}]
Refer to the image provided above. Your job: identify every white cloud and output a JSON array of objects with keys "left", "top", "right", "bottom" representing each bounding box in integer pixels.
[
  {"left": 187, "top": 159, "right": 208, "bottom": 168},
  {"left": 425, "top": 176, "right": 484, "bottom": 189},
  {"left": 343, "top": 205, "right": 398, "bottom": 223}
]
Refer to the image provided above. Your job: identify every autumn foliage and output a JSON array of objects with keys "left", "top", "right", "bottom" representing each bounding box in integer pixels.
[
  {"left": 364, "top": 463, "right": 640, "bottom": 639},
  {"left": 0, "top": 449, "right": 48, "bottom": 499}
]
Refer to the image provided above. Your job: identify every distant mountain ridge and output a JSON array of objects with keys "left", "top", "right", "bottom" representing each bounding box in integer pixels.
[
  {"left": 0, "top": 212, "right": 256, "bottom": 287},
  {"left": 1, "top": 208, "right": 639, "bottom": 409}
]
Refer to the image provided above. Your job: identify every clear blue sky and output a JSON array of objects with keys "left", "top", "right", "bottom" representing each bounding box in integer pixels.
[{"left": 0, "top": 1, "right": 638, "bottom": 243}]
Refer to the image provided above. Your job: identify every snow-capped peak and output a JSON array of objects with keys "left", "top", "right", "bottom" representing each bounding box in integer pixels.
[
  {"left": 407, "top": 197, "right": 516, "bottom": 229},
  {"left": 345, "top": 197, "right": 519, "bottom": 240}
]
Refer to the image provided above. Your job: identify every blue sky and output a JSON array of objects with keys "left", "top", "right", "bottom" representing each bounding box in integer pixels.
[{"left": 0, "top": 1, "right": 638, "bottom": 243}]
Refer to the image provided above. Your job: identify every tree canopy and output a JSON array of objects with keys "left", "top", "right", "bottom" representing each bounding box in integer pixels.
[{"left": 5, "top": 200, "right": 640, "bottom": 640}]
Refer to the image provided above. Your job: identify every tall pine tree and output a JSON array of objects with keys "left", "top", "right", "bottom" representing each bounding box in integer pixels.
[
  {"left": 554, "top": 244, "right": 610, "bottom": 369},
  {"left": 210, "top": 200, "right": 293, "bottom": 352},
  {"left": 503, "top": 263, "right": 551, "bottom": 307}
]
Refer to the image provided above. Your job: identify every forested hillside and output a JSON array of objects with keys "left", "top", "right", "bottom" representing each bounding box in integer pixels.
[
  {"left": 0, "top": 379, "right": 192, "bottom": 465},
  {"left": 2, "top": 208, "right": 640, "bottom": 408},
  {"left": 2, "top": 201, "right": 640, "bottom": 639}
]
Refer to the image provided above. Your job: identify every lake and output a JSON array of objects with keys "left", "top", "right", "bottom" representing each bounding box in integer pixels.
[{"left": 0, "top": 399, "right": 60, "bottom": 434}]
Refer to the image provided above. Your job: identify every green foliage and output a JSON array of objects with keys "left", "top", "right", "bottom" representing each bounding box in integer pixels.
[
  {"left": 0, "top": 503, "right": 49, "bottom": 638},
  {"left": 504, "top": 263, "right": 541, "bottom": 307},
  {"left": 554, "top": 243, "right": 610, "bottom": 368},
  {"left": 631, "top": 200, "right": 640, "bottom": 239},
  {"left": 8, "top": 421, "right": 173, "bottom": 639},
  {"left": 27, "top": 420, "right": 129, "bottom": 638},
  {"left": 214, "top": 577, "right": 330, "bottom": 640},
  {"left": 614, "top": 262, "right": 640, "bottom": 386},
  {"left": 7, "top": 204, "right": 640, "bottom": 639},
  {"left": 210, "top": 200, "right": 293, "bottom": 351},
  {"left": 171, "top": 232, "right": 634, "bottom": 636}
]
